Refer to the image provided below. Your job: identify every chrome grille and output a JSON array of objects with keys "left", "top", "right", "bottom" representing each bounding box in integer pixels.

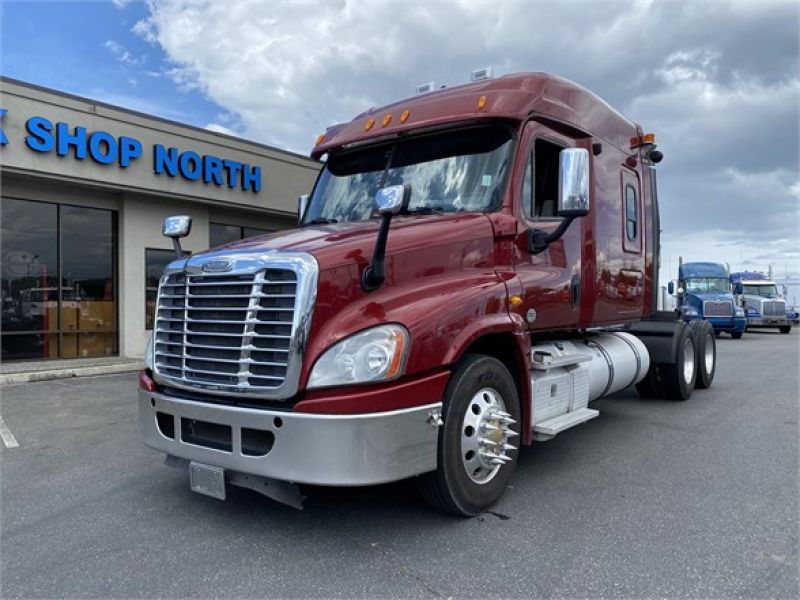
[
  {"left": 703, "top": 300, "right": 733, "bottom": 317},
  {"left": 154, "top": 268, "right": 299, "bottom": 396},
  {"left": 763, "top": 300, "right": 784, "bottom": 317}
]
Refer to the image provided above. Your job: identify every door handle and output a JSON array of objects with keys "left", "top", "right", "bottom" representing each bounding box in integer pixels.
[{"left": 570, "top": 274, "right": 580, "bottom": 308}]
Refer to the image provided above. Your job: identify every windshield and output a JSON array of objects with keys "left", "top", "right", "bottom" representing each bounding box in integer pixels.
[
  {"left": 743, "top": 284, "right": 779, "bottom": 298},
  {"left": 685, "top": 278, "right": 731, "bottom": 294},
  {"left": 303, "top": 124, "right": 514, "bottom": 224}
]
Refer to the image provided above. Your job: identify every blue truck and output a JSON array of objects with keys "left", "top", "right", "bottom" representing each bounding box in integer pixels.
[
  {"left": 670, "top": 261, "right": 747, "bottom": 339},
  {"left": 730, "top": 271, "right": 793, "bottom": 334}
]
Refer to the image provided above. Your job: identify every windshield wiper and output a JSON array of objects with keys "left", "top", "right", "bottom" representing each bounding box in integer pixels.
[
  {"left": 403, "top": 206, "right": 445, "bottom": 215},
  {"left": 305, "top": 217, "right": 338, "bottom": 225}
]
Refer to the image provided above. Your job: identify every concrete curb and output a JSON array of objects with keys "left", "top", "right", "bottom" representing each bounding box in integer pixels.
[{"left": 0, "top": 362, "right": 144, "bottom": 386}]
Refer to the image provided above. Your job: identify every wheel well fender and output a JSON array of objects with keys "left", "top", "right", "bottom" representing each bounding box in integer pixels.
[{"left": 455, "top": 330, "right": 533, "bottom": 445}]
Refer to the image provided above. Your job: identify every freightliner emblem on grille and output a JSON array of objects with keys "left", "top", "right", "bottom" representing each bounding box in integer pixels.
[{"left": 202, "top": 259, "right": 233, "bottom": 273}]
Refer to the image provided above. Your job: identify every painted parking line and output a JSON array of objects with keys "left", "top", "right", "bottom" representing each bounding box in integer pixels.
[{"left": 0, "top": 416, "right": 19, "bottom": 448}]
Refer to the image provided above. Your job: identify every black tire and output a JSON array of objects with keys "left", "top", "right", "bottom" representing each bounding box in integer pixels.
[
  {"left": 417, "top": 354, "right": 521, "bottom": 517},
  {"left": 689, "top": 320, "right": 716, "bottom": 389},
  {"left": 731, "top": 331, "right": 743, "bottom": 339},
  {"left": 779, "top": 325, "right": 792, "bottom": 334},
  {"left": 660, "top": 324, "right": 697, "bottom": 401}
]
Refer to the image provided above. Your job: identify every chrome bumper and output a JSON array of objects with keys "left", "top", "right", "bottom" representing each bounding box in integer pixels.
[
  {"left": 747, "top": 317, "right": 790, "bottom": 327},
  {"left": 139, "top": 389, "right": 441, "bottom": 486}
]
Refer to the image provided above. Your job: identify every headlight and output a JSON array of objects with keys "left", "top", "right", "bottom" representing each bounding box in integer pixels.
[
  {"left": 145, "top": 331, "right": 154, "bottom": 370},
  {"left": 735, "top": 307, "right": 745, "bottom": 317},
  {"left": 682, "top": 306, "right": 699, "bottom": 317},
  {"left": 308, "top": 324, "right": 409, "bottom": 389}
]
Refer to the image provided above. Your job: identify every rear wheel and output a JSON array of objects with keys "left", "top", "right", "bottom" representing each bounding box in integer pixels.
[
  {"left": 417, "top": 354, "right": 520, "bottom": 517},
  {"left": 661, "top": 324, "right": 697, "bottom": 401},
  {"left": 779, "top": 325, "right": 792, "bottom": 334},
  {"left": 689, "top": 320, "right": 716, "bottom": 389}
]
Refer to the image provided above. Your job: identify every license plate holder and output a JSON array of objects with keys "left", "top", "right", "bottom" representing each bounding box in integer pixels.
[{"left": 189, "top": 461, "right": 226, "bottom": 500}]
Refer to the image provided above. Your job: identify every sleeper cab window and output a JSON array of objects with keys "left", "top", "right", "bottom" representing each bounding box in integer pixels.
[
  {"left": 625, "top": 183, "right": 638, "bottom": 242},
  {"left": 522, "top": 138, "right": 564, "bottom": 221}
]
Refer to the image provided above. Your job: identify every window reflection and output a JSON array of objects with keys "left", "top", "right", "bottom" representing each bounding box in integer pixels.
[{"left": 1, "top": 198, "right": 117, "bottom": 360}]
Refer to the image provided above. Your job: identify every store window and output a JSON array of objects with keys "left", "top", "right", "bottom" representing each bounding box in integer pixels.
[
  {"left": 209, "top": 222, "right": 271, "bottom": 247},
  {"left": 1, "top": 198, "right": 117, "bottom": 361},
  {"left": 145, "top": 248, "right": 185, "bottom": 330}
]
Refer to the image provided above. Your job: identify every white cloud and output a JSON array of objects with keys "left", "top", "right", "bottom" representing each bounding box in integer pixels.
[
  {"left": 132, "top": 0, "right": 799, "bottom": 273},
  {"left": 104, "top": 39, "right": 145, "bottom": 68}
]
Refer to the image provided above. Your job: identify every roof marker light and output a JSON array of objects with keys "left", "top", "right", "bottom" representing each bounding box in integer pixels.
[
  {"left": 382, "top": 114, "right": 392, "bottom": 127},
  {"left": 478, "top": 95, "right": 487, "bottom": 110},
  {"left": 315, "top": 133, "right": 325, "bottom": 146},
  {"left": 400, "top": 109, "right": 410, "bottom": 123},
  {"left": 365, "top": 118, "right": 375, "bottom": 131}
]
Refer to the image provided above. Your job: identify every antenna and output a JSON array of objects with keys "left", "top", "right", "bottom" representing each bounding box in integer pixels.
[
  {"left": 415, "top": 82, "right": 435, "bottom": 95},
  {"left": 470, "top": 67, "right": 493, "bottom": 82}
]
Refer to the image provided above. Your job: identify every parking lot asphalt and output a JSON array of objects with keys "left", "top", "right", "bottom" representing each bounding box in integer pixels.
[{"left": 1, "top": 330, "right": 798, "bottom": 599}]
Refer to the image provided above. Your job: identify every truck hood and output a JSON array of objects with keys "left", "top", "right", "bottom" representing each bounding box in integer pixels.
[{"left": 194, "top": 213, "right": 497, "bottom": 271}]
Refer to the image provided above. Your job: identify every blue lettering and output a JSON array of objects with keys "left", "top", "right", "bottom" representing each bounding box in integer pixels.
[
  {"left": 223, "top": 159, "right": 242, "bottom": 188},
  {"left": 0, "top": 109, "right": 8, "bottom": 146},
  {"left": 203, "top": 155, "right": 224, "bottom": 185},
  {"left": 241, "top": 164, "right": 261, "bottom": 193},
  {"left": 88, "top": 131, "right": 117, "bottom": 165},
  {"left": 153, "top": 145, "right": 178, "bottom": 176},
  {"left": 179, "top": 150, "right": 202, "bottom": 180},
  {"left": 56, "top": 122, "right": 87, "bottom": 159},
  {"left": 25, "top": 116, "right": 54, "bottom": 152},
  {"left": 119, "top": 137, "right": 142, "bottom": 167}
]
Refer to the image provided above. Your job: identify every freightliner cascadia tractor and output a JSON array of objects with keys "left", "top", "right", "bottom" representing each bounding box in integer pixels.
[
  {"left": 670, "top": 260, "right": 746, "bottom": 339},
  {"left": 729, "top": 271, "right": 793, "bottom": 334},
  {"left": 139, "top": 72, "right": 718, "bottom": 516}
]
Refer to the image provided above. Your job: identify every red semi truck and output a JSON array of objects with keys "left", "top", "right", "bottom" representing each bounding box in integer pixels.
[{"left": 139, "top": 72, "right": 717, "bottom": 516}]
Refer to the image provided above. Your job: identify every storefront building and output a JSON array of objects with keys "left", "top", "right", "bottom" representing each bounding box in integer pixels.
[{"left": 0, "top": 77, "right": 320, "bottom": 362}]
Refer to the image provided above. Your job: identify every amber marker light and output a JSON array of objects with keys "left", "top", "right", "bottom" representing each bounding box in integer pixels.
[
  {"left": 478, "top": 95, "right": 487, "bottom": 109},
  {"left": 386, "top": 329, "right": 407, "bottom": 378},
  {"left": 315, "top": 133, "right": 326, "bottom": 146},
  {"left": 382, "top": 114, "right": 392, "bottom": 127},
  {"left": 642, "top": 133, "right": 656, "bottom": 144},
  {"left": 365, "top": 118, "right": 375, "bottom": 131},
  {"left": 400, "top": 109, "right": 410, "bottom": 123},
  {"left": 509, "top": 295, "right": 523, "bottom": 309}
]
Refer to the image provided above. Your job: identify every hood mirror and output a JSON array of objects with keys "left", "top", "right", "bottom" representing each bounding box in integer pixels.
[
  {"left": 162, "top": 215, "right": 192, "bottom": 258},
  {"left": 668, "top": 281, "right": 675, "bottom": 295},
  {"left": 374, "top": 184, "right": 411, "bottom": 215}
]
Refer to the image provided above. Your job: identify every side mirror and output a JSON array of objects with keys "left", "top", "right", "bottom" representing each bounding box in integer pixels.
[
  {"left": 297, "top": 194, "right": 310, "bottom": 225},
  {"left": 162, "top": 215, "right": 192, "bottom": 259},
  {"left": 374, "top": 184, "right": 411, "bottom": 215},
  {"left": 667, "top": 281, "right": 675, "bottom": 295},
  {"left": 733, "top": 282, "right": 743, "bottom": 295},
  {"left": 780, "top": 284, "right": 787, "bottom": 296},
  {"left": 557, "top": 148, "right": 590, "bottom": 217},
  {"left": 162, "top": 215, "right": 192, "bottom": 239}
]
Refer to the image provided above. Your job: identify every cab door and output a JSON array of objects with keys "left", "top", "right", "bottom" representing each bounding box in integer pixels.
[{"left": 511, "top": 121, "right": 586, "bottom": 332}]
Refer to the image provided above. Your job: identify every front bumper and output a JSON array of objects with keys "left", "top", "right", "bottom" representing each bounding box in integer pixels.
[
  {"left": 746, "top": 317, "right": 791, "bottom": 328},
  {"left": 703, "top": 316, "right": 747, "bottom": 333},
  {"left": 139, "top": 389, "right": 441, "bottom": 486}
]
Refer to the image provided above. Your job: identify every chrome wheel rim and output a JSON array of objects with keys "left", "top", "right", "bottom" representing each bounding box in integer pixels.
[
  {"left": 683, "top": 338, "right": 695, "bottom": 384},
  {"left": 460, "top": 387, "right": 518, "bottom": 485},
  {"left": 704, "top": 333, "right": 714, "bottom": 374}
]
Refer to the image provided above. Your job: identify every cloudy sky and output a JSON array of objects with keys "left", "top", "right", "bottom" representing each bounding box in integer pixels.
[{"left": 2, "top": 0, "right": 799, "bottom": 286}]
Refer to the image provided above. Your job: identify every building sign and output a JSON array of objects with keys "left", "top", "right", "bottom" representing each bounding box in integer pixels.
[{"left": 0, "top": 110, "right": 261, "bottom": 193}]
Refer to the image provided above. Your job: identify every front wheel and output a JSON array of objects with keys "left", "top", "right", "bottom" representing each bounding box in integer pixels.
[
  {"left": 417, "top": 354, "right": 521, "bottom": 517},
  {"left": 731, "top": 332, "right": 744, "bottom": 339},
  {"left": 779, "top": 325, "right": 792, "bottom": 334}
]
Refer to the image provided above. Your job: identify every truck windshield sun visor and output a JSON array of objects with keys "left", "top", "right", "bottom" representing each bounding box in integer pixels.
[{"left": 302, "top": 124, "right": 514, "bottom": 225}]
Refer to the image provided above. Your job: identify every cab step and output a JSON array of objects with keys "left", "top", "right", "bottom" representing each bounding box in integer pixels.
[{"left": 532, "top": 407, "right": 599, "bottom": 439}]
